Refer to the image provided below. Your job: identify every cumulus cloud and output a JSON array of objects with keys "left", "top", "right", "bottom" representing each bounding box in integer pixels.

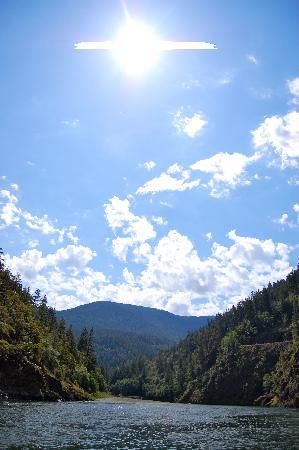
[
  {"left": 4, "top": 227, "right": 293, "bottom": 315},
  {"left": 273, "top": 203, "right": 299, "bottom": 230},
  {"left": 104, "top": 196, "right": 156, "bottom": 261},
  {"left": 252, "top": 111, "right": 299, "bottom": 168},
  {"left": 0, "top": 189, "right": 20, "bottom": 228},
  {"left": 123, "top": 229, "right": 291, "bottom": 315},
  {"left": 137, "top": 164, "right": 201, "bottom": 195},
  {"left": 173, "top": 109, "right": 207, "bottom": 138},
  {"left": 6, "top": 244, "right": 96, "bottom": 280},
  {"left": 274, "top": 212, "right": 297, "bottom": 229},
  {"left": 143, "top": 161, "right": 156, "bottom": 171},
  {"left": 190, "top": 151, "right": 261, "bottom": 198},
  {"left": 287, "top": 77, "right": 299, "bottom": 105},
  {"left": 4, "top": 245, "right": 105, "bottom": 309}
]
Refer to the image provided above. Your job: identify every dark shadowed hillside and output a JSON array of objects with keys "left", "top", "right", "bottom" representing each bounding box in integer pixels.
[{"left": 57, "top": 302, "right": 212, "bottom": 369}]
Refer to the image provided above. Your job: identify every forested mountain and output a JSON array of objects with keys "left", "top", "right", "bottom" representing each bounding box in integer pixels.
[
  {"left": 0, "top": 249, "right": 107, "bottom": 401},
  {"left": 57, "top": 302, "right": 212, "bottom": 369},
  {"left": 110, "top": 268, "right": 299, "bottom": 407}
]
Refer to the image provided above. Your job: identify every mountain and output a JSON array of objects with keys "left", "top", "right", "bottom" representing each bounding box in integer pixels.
[
  {"left": 0, "top": 252, "right": 107, "bottom": 401},
  {"left": 57, "top": 302, "right": 212, "bottom": 369},
  {"left": 110, "top": 268, "right": 299, "bottom": 407}
]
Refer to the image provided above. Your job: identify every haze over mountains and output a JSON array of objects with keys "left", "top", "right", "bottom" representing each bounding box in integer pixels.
[{"left": 57, "top": 301, "right": 212, "bottom": 369}]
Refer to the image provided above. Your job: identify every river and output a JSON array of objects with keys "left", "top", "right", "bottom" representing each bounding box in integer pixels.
[{"left": 0, "top": 398, "right": 298, "bottom": 449}]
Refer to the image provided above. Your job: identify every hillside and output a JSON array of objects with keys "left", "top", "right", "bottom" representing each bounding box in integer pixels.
[
  {"left": 0, "top": 250, "right": 107, "bottom": 401},
  {"left": 57, "top": 302, "right": 212, "bottom": 369},
  {"left": 110, "top": 268, "right": 299, "bottom": 407}
]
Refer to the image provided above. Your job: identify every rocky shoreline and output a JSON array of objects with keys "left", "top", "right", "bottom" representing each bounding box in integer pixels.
[{"left": 0, "top": 351, "right": 93, "bottom": 402}]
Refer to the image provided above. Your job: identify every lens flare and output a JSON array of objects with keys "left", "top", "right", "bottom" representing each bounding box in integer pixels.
[{"left": 112, "top": 20, "right": 161, "bottom": 76}]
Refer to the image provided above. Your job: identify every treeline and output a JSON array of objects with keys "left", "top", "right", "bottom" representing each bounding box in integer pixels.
[
  {"left": 0, "top": 249, "right": 107, "bottom": 398},
  {"left": 110, "top": 268, "right": 299, "bottom": 406},
  {"left": 56, "top": 301, "right": 211, "bottom": 370}
]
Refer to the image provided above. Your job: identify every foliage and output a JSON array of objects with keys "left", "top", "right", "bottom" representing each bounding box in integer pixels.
[
  {"left": 0, "top": 248, "right": 107, "bottom": 395},
  {"left": 56, "top": 302, "right": 212, "bottom": 370},
  {"left": 110, "top": 268, "right": 299, "bottom": 406}
]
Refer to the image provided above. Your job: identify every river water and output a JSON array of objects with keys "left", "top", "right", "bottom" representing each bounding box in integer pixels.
[{"left": 0, "top": 398, "right": 298, "bottom": 449}]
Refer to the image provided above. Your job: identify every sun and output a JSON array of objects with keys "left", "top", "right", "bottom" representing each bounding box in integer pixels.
[{"left": 112, "top": 19, "right": 161, "bottom": 77}]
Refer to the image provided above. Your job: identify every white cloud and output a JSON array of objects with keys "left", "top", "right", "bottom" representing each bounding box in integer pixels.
[
  {"left": 274, "top": 213, "right": 297, "bottom": 229},
  {"left": 6, "top": 244, "right": 96, "bottom": 281},
  {"left": 47, "top": 245, "right": 96, "bottom": 272},
  {"left": 173, "top": 109, "right": 207, "bottom": 138},
  {"left": 104, "top": 196, "right": 133, "bottom": 230},
  {"left": 122, "top": 268, "right": 135, "bottom": 285},
  {"left": 112, "top": 237, "right": 133, "bottom": 261},
  {"left": 137, "top": 164, "right": 201, "bottom": 195},
  {"left": 143, "top": 161, "right": 156, "bottom": 171},
  {"left": 23, "top": 211, "right": 62, "bottom": 237},
  {"left": 62, "top": 119, "right": 80, "bottom": 128},
  {"left": 206, "top": 232, "right": 213, "bottom": 241},
  {"left": 218, "top": 71, "right": 235, "bottom": 85},
  {"left": 134, "top": 229, "right": 292, "bottom": 315},
  {"left": 247, "top": 54, "right": 258, "bottom": 65},
  {"left": 288, "top": 177, "right": 299, "bottom": 186},
  {"left": 0, "top": 189, "right": 20, "bottom": 228},
  {"left": 28, "top": 239, "right": 39, "bottom": 249},
  {"left": 5, "top": 245, "right": 106, "bottom": 310},
  {"left": 104, "top": 196, "right": 156, "bottom": 261},
  {"left": 274, "top": 204, "right": 299, "bottom": 229},
  {"left": 277, "top": 213, "right": 289, "bottom": 225},
  {"left": 0, "top": 186, "right": 79, "bottom": 244},
  {"left": 293, "top": 203, "right": 299, "bottom": 223},
  {"left": 4, "top": 228, "right": 293, "bottom": 315},
  {"left": 137, "top": 151, "right": 262, "bottom": 199},
  {"left": 160, "top": 201, "right": 173, "bottom": 208},
  {"left": 152, "top": 216, "right": 168, "bottom": 226},
  {"left": 252, "top": 111, "right": 299, "bottom": 168},
  {"left": 287, "top": 77, "right": 299, "bottom": 105},
  {"left": 190, "top": 151, "right": 260, "bottom": 198}
]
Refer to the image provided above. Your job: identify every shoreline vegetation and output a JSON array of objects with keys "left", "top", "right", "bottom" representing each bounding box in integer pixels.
[
  {"left": 0, "top": 246, "right": 298, "bottom": 407},
  {"left": 0, "top": 248, "right": 107, "bottom": 402},
  {"left": 110, "top": 268, "right": 299, "bottom": 408}
]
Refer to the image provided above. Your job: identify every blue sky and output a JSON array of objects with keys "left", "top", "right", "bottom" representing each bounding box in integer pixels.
[{"left": 0, "top": 0, "right": 298, "bottom": 315}]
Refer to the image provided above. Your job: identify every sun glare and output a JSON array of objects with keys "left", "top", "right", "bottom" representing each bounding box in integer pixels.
[{"left": 112, "top": 20, "right": 161, "bottom": 76}]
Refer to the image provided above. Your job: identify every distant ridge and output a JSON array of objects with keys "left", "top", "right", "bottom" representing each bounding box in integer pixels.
[{"left": 57, "top": 301, "right": 212, "bottom": 369}]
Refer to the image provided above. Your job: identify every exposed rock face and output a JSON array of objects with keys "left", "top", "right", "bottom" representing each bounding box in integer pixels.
[{"left": 0, "top": 351, "right": 92, "bottom": 401}]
